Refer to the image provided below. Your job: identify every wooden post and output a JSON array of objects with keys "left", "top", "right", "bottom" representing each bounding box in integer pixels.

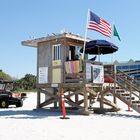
[
  {"left": 83, "top": 86, "right": 88, "bottom": 111},
  {"left": 100, "top": 86, "right": 104, "bottom": 110},
  {"left": 83, "top": 61, "right": 88, "bottom": 111},
  {"left": 36, "top": 47, "right": 40, "bottom": 109},
  {"left": 58, "top": 86, "right": 62, "bottom": 109},
  {"left": 53, "top": 88, "right": 58, "bottom": 108},
  {"left": 75, "top": 94, "right": 79, "bottom": 104},
  {"left": 37, "top": 90, "right": 41, "bottom": 108},
  {"left": 113, "top": 64, "right": 117, "bottom": 104},
  {"left": 128, "top": 80, "right": 132, "bottom": 111}
]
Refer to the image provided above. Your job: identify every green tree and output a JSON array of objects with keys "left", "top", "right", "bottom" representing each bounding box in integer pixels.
[
  {"left": 14, "top": 74, "right": 36, "bottom": 91},
  {"left": 0, "top": 70, "right": 12, "bottom": 80}
]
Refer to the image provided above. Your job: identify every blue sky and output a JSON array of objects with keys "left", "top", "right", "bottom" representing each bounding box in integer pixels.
[{"left": 0, "top": 0, "right": 140, "bottom": 78}]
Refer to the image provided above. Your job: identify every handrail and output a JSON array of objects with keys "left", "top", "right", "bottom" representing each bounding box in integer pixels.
[
  {"left": 115, "top": 69, "right": 140, "bottom": 100},
  {"left": 117, "top": 69, "right": 139, "bottom": 86},
  {"left": 116, "top": 79, "right": 139, "bottom": 98},
  {"left": 104, "top": 67, "right": 140, "bottom": 99},
  {"left": 116, "top": 69, "right": 140, "bottom": 91}
]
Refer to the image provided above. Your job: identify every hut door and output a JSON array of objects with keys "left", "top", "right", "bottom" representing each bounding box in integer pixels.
[
  {"left": 52, "top": 44, "right": 62, "bottom": 83},
  {"left": 69, "top": 46, "right": 75, "bottom": 60}
]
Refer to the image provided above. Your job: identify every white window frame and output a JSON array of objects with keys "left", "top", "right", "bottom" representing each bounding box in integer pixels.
[{"left": 52, "top": 44, "right": 61, "bottom": 60}]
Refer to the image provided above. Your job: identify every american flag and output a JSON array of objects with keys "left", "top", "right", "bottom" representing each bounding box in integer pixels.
[{"left": 88, "top": 11, "right": 112, "bottom": 38}]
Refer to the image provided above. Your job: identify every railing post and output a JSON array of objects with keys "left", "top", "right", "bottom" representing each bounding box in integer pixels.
[
  {"left": 128, "top": 80, "right": 132, "bottom": 111},
  {"left": 83, "top": 61, "right": 88, "bottom": 111},
  {"left": 113, "top": 64, "right": 117, "bottom": 104}
]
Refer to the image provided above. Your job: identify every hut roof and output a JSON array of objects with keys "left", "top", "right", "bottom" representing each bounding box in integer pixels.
[{"left": 21, "top": 32, "right": 90, "bottom": 48}]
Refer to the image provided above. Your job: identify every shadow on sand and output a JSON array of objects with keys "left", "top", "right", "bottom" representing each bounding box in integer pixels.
[
  {"left": 0, "top": 108, "right": 64, "bottom": 119},
  {"left": 0, "top": 107, "right": 139, "bottom": 120},
  {"left": 100, "top": 112, "right": 140, "bottom": 120}
]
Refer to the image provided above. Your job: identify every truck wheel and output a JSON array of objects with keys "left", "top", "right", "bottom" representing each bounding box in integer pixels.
[
  {"left": 16, "top": 100, "right": 23, "bottom": 107},
  {"left": 0, "top": 100, "right": 9, "bottom": 108}
]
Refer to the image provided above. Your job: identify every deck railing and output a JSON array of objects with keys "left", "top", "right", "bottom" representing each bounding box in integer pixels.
[
  {"left": 63, "top": 60, "right": 84, "bottom": 83},
  {"left": 63, "top": 60, "right": 103, "bottom": 84}
]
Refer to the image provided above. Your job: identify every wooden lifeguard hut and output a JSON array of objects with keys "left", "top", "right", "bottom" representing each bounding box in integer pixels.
[{"left": 22, "top": 32, "right": 116, "bottom": 114}]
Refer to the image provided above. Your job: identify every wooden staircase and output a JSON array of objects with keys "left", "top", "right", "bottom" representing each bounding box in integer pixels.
[{"left": 111, "top": 69, "right": 140, "bottom": 113}]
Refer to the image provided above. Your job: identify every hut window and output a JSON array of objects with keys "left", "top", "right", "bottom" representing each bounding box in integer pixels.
[{"left": 52, "top": 44, "right": 61, "bottom": 60}]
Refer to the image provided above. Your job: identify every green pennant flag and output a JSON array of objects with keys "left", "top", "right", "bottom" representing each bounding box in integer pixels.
[{"left": 113, "top": 25, "right": 121, "bottom": 41}]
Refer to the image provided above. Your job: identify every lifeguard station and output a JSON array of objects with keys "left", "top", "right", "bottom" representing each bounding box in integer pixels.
[
  {"left": 22, "top": 33, "right": 105, "bottom": 114},
  {"left": 22, "top": 32, "right": 140, "bottom": 115}
]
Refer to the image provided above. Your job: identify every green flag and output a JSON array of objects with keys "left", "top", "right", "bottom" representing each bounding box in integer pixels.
[{"left": 113, "top": 25, "right": 121, "bottom": 41}]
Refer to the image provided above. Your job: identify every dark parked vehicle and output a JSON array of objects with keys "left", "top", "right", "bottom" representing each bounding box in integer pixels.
[{"left": 0, "top": 80, "right": 26, "bottom": 108}]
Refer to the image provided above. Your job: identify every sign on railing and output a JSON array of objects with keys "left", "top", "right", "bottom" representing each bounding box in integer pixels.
[
  {"left": 92, "top": 65, "right": 104, "bottom": 84},
  {"left": 86, "top": 63, "right": 104, "bottom": 84}
]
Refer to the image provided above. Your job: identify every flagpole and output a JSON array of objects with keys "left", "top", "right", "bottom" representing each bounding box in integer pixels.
[
  {"left": 111, "top": 22, "right": 114, "bottom": 64},
  {"left": 82, "top": 9, "right": 90, "bottom": 60}
]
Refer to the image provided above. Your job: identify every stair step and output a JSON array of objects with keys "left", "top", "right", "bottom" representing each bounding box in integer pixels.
[
  {"left": 132, "top": 100, "right": 140, "bottom": 104},
  {"left": 126, "top": 97, "right": 135, "bottom": 100},
  {"left": 121, "top": 93, "right": 130, "bottom": 96},
  {"left": 116, "top": 89, "right": 125, "bottom": 93}
]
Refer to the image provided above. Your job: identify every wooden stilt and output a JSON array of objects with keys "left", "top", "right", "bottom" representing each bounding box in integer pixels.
[
  {"left": 113, "top": 64, "right": 117, "bottom": 104},
  {"left": 53, "top": 88, "right": 58, "bottom": 108},
  {"left": 37, "top": 90, "right": 41, "bottom": 108},
  {"left": 83, "top": 86, "right": 88, "bottom": 111},
  {"left": 75, "top": 94, "right": 79, "bottom": 103},
  {"left": 100, "top": 92, "right": 104, "bottom": 110}
]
